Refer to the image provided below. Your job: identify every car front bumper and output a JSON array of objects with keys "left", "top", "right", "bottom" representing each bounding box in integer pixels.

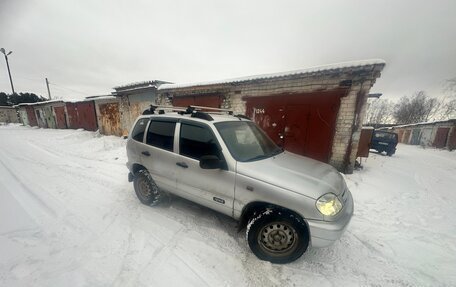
[{"left": 307, "top": 189, "right": 354, "bottom": 248}]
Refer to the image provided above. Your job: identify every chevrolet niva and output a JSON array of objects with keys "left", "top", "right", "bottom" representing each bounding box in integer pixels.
[{"left": 126, "top": 106, "right": 353, "bottom": 264}]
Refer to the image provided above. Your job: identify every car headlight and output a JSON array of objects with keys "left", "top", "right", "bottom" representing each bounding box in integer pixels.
[{"left": 316, "top": 193, "right": 343, "bottom": 216}]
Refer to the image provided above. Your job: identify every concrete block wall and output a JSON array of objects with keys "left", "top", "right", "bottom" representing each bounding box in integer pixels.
[
  {"left": 227, "top": 74, "right": 344, "bottom": 116},
  {"left": 17, "top": 108, "right": 29, "bottom": 125},
  {"left": 119, "top": 92, "right": 156, "bottom": 136},
  {"left": 0, "top": 107, "right": 19, "bottom": 123}
]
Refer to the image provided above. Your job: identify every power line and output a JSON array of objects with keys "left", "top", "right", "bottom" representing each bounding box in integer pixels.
[
  {"left": 13, "top": 75, "right": 43, "bottom": 83},
  {"left": 6, "top": 74, "right": 93, "bottom": 97},
  {"left": 48, "top": 82, "right": 91, "bottom": 96}
]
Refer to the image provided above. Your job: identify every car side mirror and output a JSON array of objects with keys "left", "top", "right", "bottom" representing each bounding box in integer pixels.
[{"left": 200, "top": 155, "right": 223, "bottom": 169}]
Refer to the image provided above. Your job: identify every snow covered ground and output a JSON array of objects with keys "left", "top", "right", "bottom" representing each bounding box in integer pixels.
[{"left": 1, "top": 124, "right": 455, "bottom": 287}]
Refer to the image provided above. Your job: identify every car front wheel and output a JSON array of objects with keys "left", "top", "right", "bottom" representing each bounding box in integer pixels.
[
  {"left": 133, "top": 169, "right": 163, "bottom": 205},
  {"left": 246, "top": 209, "right": 309, "bottom": 264}
]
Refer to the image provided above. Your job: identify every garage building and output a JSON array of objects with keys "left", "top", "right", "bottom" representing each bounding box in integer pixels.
[
  {"left": 0, "top": 106, "right": 18, "bottom": 123},
  {"left": 112, "top": 80, "right": 170, "bottom": 136},
  {"left": 157, "top": 59, "right": 385, "bottom": 173},
  {"left": 391, "top": 119, "right": 456, "bottom": 150}
]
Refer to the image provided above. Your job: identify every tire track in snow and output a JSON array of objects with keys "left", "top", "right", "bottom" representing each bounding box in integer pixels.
[{"left": 0, "top": 154, "right": 56, "bottom": 219}]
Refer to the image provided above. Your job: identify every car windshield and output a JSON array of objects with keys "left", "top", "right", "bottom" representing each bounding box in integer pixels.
[
  {"left": 374, "top": 132, "right": 397, "bottom": 141},
  {"left": 215, "top": 121, "right": 283, "bottom": 162}
]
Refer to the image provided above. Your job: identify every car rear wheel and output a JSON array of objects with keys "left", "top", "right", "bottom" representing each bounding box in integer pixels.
[
  {"left": 133, "top": 169, "right": 163, "bottom": 205},
  {"left": 246, "top": 209, "right": 309, "bottom": 264}
]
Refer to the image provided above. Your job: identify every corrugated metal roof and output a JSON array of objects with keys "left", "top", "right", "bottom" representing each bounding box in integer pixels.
[
  {"left": 15, "top": 100, "right": 64, "bottom": 107},
  {"left": 113, "top": 80, "right": 172, "bottom": 92},
  {"left": 85, "top": 95, "right": 117, "bottom": 101},
  {"left": 158, "top": 59, "right": 386, "bottom": 91},
  {"left": 392, "top": 119, "right": 456, "bottom": 128}
]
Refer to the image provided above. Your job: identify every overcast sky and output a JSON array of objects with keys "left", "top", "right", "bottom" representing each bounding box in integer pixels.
[{"left": 1, "top": 0, "right": 455, "bottom": 100}]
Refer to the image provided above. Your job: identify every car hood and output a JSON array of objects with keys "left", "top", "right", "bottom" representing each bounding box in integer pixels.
[{"left": 236, "top": 151, "right": 345, "bottom": 200}]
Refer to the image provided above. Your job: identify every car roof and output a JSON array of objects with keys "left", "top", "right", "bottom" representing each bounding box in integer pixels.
[
  {"left": 136, "top": 112, "right": 250, "bottom": 124},
  {"left": 375, "top": 130, "right": 397, "bottom": 134}
]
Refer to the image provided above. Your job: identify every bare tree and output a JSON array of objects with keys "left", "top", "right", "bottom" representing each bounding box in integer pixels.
[
  {"left": 440, "top": 77, "right": 456, "bottom": 119},
  {"left": 373, "top": 78, "right": 456, "bottom": 126},
  {"left": 393, "top": 91, "right": 439, "bottom": 124},
  {"left": 364, "top": 98, "right": 394, "bottom": 125}
]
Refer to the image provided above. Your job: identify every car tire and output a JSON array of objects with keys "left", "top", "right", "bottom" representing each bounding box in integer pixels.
[
  {"left": 387, "top": 150, "right": 394, "bottom": 156},
  {"left": 246, "top": 208, "right": 309, "bottom": 264},
  {"left": 133, "top": 169, "right": 163, "bottom": 205}
]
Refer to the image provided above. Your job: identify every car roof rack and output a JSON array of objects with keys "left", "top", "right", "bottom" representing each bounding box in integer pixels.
[
  {"left": 191, "top": 111, "right": 214, "bottom": 121},
  {"left": 189, "top": 105, "right": 234, "bottom": 115},
  {"left": 142, "top": 104, "right": 243, "bottom": 122},
  {"left": 234, "top": 114, "right": 250, "bottom": 120},
  {"left": 143, "top": 105, "right": 187, "bottom": 115}
]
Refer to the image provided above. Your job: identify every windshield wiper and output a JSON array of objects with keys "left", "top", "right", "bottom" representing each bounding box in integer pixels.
[
  {"left": 272, "top": 147, "right": 284, "bottom": 156},
  {"left": 245, "top": 147, "right": 284, "bottom": 162},
  {"left": 245, "top": 155, "right": 270, "bottom": 162}
]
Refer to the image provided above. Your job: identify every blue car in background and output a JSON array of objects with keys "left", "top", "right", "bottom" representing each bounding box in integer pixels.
[{"left": 371, "top": 131, "right": 398, "bottom": 156}]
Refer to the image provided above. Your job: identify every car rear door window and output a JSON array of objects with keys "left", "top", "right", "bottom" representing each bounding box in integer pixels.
[
  {"left": 146, "top": 121, "right": 176, "bottom": 151},
  {"left": 180, "top": 123, "right": 221, "bottom": 160},
  {"left": 131, "top": 118, "right": 149, "bottom": 142}
]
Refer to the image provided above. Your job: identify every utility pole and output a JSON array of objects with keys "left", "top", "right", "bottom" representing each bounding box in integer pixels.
[
  {"left": 45, "top": 78, "right": 52, "bottom": 100},
  {"left": 0, "top": 48, "right": 15, "bottom": 94}
]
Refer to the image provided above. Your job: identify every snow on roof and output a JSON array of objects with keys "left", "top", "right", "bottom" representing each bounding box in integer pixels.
[
  {"left": 13, "top": 96, "right": 117, "bottom": 107},
  {"left": 15, "top": 100, "right": 64, "bottom": 107},
  {"left": 113, "top": 80, "right": 172, "bottom": 92},
  {"left": 84, "top": 95, "right": 117, "bottom": 101},
  {"left": 392, "top": 119, "right": 456, "bottom": 128},
  {"left": 65, "top": 98, "right": 94, "bottom": 103},
  {"left": 0, "top": 105, "right": 15, "bottom": 109},
  {"left": 158, "top": 59, "right": 386, "bottom": 90}
]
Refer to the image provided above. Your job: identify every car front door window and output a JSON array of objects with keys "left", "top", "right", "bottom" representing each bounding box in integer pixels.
[{"left": 179, "top": 123, "right": 221, "bottom": 160}]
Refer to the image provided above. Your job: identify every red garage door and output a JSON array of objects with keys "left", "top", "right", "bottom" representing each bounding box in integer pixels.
[
  {"left": 25, "top": 106, "right": 38, "bottom": 126},
  {"left": 403, "top": 130, "right": 411, "bottom": 144},
  {"left": 77, "top": 101, "right": 98, "bottom": 131},
  {"left": 397, "top": 130, "right": 404, "bottom": 143},
  {"left": 54, "top": 106, "right": 67, "bottom": 129},
  {"left": 448, "top": 127, "right": 456, "bottom": 151},
  {"left": 172, "top": 95, "right": 222, "bottom": 109},
  {"left": 66, "top": 103, "right": 79, "bottom": 129},
  {"left": 65, "top": 101, "right": 98, "bottom": 131},
  {"left": 245, "top": 89, "right": 344, "bottom": 163},
  {"left": 433, "top": 127, "right": 450, "bottom": 148}
]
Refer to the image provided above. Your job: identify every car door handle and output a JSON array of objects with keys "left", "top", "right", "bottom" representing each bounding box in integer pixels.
[
  {"left": 176, "top": 162, "right": 188, "bottom": 168},
  {"left": 141, "top": 151, "right": 151, "bottom": 156}
]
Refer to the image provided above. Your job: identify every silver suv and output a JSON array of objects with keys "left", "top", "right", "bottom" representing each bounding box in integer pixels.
[{"left": 126, "top": 106, "right": 353, "bottom": 264}]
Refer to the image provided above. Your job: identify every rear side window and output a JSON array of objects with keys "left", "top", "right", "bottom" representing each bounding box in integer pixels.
[
  {"left": 146, "top": 121, "right": 176, "bottom": 151},
  {"left": 131, "top": 118, "right": 149, "bottom": 142},
  {"left": 180, "top": 123, "right": 221, "bottom": 160}
]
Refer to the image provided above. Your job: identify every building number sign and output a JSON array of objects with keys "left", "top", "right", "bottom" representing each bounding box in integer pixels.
[{"left": 254, "top": 108, "right": 265, "bottom": 114}]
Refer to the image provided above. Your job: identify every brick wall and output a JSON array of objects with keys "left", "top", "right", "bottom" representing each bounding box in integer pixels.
[{"left": 118, "top": 91, "right": 157, "bottom": 136}]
